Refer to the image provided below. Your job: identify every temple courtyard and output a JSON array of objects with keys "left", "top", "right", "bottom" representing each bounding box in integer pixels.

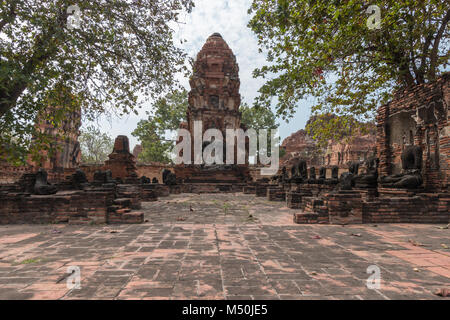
[{"left": 0, "top": 193, "right": 448, "bottom": 300}]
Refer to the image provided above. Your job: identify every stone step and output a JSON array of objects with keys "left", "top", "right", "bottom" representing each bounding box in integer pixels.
[
  {"left": 293, "top": 212, "right": 320, "bottom": 224},
  {"left": 113, "top": 198, "right": 132, "bottom": 207},
  {"left": 108, "top": 211, "right": 144, "bottom": 224},
  {"left": 107, "top": 205, "right": 121, "bottom": 213},
  {"left": 122, "top": 212, "right": 144, "bottom": 224},
  {"left": 116, "top": 208, "right": 131, "bottom": 214}
]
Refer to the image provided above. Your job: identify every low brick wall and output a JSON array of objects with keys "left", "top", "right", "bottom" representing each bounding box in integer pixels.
[
  {"left": 141, "top": 185, "right": 158, "bottom": 201},
  {"left": 327, "top": 191, "right": 363, "bottom": 224},
  {"left": 286, "top": 185, "right": 313, "bottom": 209},
  {"left": 255, "top": 184, "right": 269, "bottom": 197},
  {"left": 363, "top": 193, "right": 449, "bottom": 223},
  {"left": 259, "top": 179, "right": 449, "bottom": 225},
  {"left": 293, "top": 211, "right": 329, "bottom": 224},
  {"left": 182, "top": 183, "right": 245, "bottom": 193},
  {"left": 0, "top": 181, "right": 155, "bottom": 225},
  {"left": 243, "top": 185, "right": 256, "bottom": 194},
  {"left": 0, "top": 190, "right": 114, "bottom": 224},
  {"left": 288, "top": 185, "right": 449, "bottom": 224},
  {"left": 116, "top": 184, "right": 142, "bottom": 209},
  {"left": 267, "top": 186, "right": 285, "bottom": 201}
]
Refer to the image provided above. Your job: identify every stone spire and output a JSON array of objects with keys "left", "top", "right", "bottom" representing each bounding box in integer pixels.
[
  {"left": 180, "top": 33, "right": 247, "bottom": 165},
  {"left": 188, "top": 33, "right": 241, "bottom": 112}
]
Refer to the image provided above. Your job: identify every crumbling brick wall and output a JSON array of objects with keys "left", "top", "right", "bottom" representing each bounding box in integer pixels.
[
  {"left": 0, "top": 162, "right": 32, "bottom": 184},
  {"left": 0, "top": 190, "right": 114, "bottom": 224},
  {"left": 136, "top": 163, "right": 171, "bottom": 183},
  {"left": 377, "top": 73, "right": 449, "bottom": 191}
]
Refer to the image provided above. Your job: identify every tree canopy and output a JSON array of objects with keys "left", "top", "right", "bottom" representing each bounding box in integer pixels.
[
  {"left": 248, "top": 0, "right": 449, "bottom": 142},
  {"left": 240, "top": 102, "right": 279, "bottom": 131},
  {"left": 0, "top": 0, "right": 194, "bottom": 163},
  {"left": 305, "top": 113, "right": 376, "bottom": 148},
  {"left": 79, "top": 125, "right": 114, "bottom": 164},
  {"left": 132, "top": 89, "right": 188, "bottom": 164},
  {"left": 240, "top": 102, "right": 281, "bottom": 159}
]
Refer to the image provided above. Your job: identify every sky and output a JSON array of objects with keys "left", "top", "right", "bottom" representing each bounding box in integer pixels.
[{"left": 87, "top": 0, "right": 315, "bottom": 150}]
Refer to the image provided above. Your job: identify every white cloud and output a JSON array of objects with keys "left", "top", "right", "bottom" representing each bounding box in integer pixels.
[{"left": 86, "top": 0, "right": 313, "bottom": 149}]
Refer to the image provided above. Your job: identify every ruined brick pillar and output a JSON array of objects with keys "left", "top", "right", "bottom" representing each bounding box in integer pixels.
[
  {"left": 29, "top": 100, "right": 81, "bottom": 173},
  {"left": 376, "top": 103, "right": 391, "bottom": 176},
  {"left": 104, "top": 135, "right": 137, "bottom": 179}
]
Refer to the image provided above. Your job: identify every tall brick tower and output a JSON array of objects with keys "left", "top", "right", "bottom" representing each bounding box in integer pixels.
[
  {"left": 28, "top": 85, "right": 82, "bottom": 173},
  {"left": 186, "top": 33, "right": 244, "bottom": 150},
  {"left": 175, "top": 33, "right": 250, "bottom": 183}
]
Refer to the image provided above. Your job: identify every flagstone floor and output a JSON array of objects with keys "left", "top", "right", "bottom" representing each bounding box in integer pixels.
[{"left": 0, "top": 193, "right": 448, "bottom": 300}]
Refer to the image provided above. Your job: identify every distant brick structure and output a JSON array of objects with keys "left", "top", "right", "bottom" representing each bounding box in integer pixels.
[
  {"left": 1, "top": 98, "right": 81, "bottom": 183},
  {"left": 280, "top": 126, "right": 376, "bottom": 172},
  {"left": 280, "top": 129, "right": 321, "bottom": 166},
  {"left": 29, "top": 103, "right": 81, "bottom": 172},
  {"left": 377, "top": 73, "right": 449, "bottom": 191},
  {"left": 104, "top": 135, "right": 137, "bottom": 179},
  {"left": 325, "top": 134, "right": 376, "bottom": 167},
  {"left": 132, "top": 144, "right": 143, "bottom": 160}
]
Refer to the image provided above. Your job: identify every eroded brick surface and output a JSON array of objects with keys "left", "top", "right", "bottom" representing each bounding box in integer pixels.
[{"left": 0, "top": 193, "right": 448, "bottom": 300}]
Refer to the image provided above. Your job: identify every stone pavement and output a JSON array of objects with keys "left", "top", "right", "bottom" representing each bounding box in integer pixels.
[{"left": 0, "top": 193, "right": 448, "bottom": 300}]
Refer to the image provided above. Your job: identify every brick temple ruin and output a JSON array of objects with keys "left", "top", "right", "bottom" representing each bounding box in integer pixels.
[
  {"left": 173, "top": 32, "right": 250, "bottom": 192},
  {"left": 0, "top": 34, "right": 448, "bottom": 225},
  {"left": 0, "top": 134, "right": 166, "bottom": 225},
  {"left": 263, "top": 74, "right": 449, "bottom": 224}
]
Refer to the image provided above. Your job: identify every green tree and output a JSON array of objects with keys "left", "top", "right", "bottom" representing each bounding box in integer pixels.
[
  {"left": 79, "top": 125, "right": 114, "bottom": 164},
  {"left": 248, "top": 0, "right": 449, "bottom": 144},
  {"left": 132, "top": 89, "right": 188, "bottom": 163},
  {"left": 240, "top": 102, "right": 281, "bottom": 159},
  {"left": 240, "top": 102, "right": 278, "bottom": 131},
  {"left": 0, "top": 0, "right": 194, "bottom": 162},
  {"left": 132, "top": 121, "right": 173, "bottom": 164},
  {"left": 305, "top": 114, "right": 376, "bottom": 148}
]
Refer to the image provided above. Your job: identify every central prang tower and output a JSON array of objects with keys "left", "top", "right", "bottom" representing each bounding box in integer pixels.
[
  {"left": 175, "top": 33, "right": 250, "bottom": 185},
  {"left": 185, "top": 32, "right": 243, "bottom": 142}
]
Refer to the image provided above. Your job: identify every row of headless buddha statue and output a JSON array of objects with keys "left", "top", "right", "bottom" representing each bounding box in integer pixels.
[
  {"left": 343, "top": 146, "right": 423, "bottom": 189},
  {"left": 23, "top": 168, "right": 165, "bottom": 195},
  {"left": 380, "top": 145, "right": 423, "bottom": 189},
  {"left": 272, "top": 160, "right": 341, "bottom": 186},
  {"left": 18, "top": 168, "right": 87, "bottom": 195},
  {"left": 27, "top": 145, "right": 425, "bottom": 195},
  {"left": 93, "top": 170, "right": 161, "bottom": 185},
  {"left": 272, "top": 145, "right": 424, "bottom": 190}
]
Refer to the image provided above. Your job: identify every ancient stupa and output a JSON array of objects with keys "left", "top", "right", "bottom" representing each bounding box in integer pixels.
[{"left": 175, "top": 33, "right": 250, "bottom": 184}]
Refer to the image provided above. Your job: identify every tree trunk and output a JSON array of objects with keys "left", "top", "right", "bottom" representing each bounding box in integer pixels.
[
  {"left": 0, "top": 82, "right": 28, "bottom": 119},
  {"left": 429, "top": 9, "right": 450, "bottom": 81}
]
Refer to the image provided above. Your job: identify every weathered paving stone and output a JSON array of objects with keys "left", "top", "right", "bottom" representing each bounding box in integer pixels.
[
  {"left": 268, "top": 280, "right": 302, "bottom": 295},
  {"left": 0, "top": 193, "right": 448, "bottom": 300}
]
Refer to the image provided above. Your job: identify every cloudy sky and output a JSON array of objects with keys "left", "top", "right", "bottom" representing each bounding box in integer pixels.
[{"left": 89, "top": 0, "right": 315, "bottom": 149}]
